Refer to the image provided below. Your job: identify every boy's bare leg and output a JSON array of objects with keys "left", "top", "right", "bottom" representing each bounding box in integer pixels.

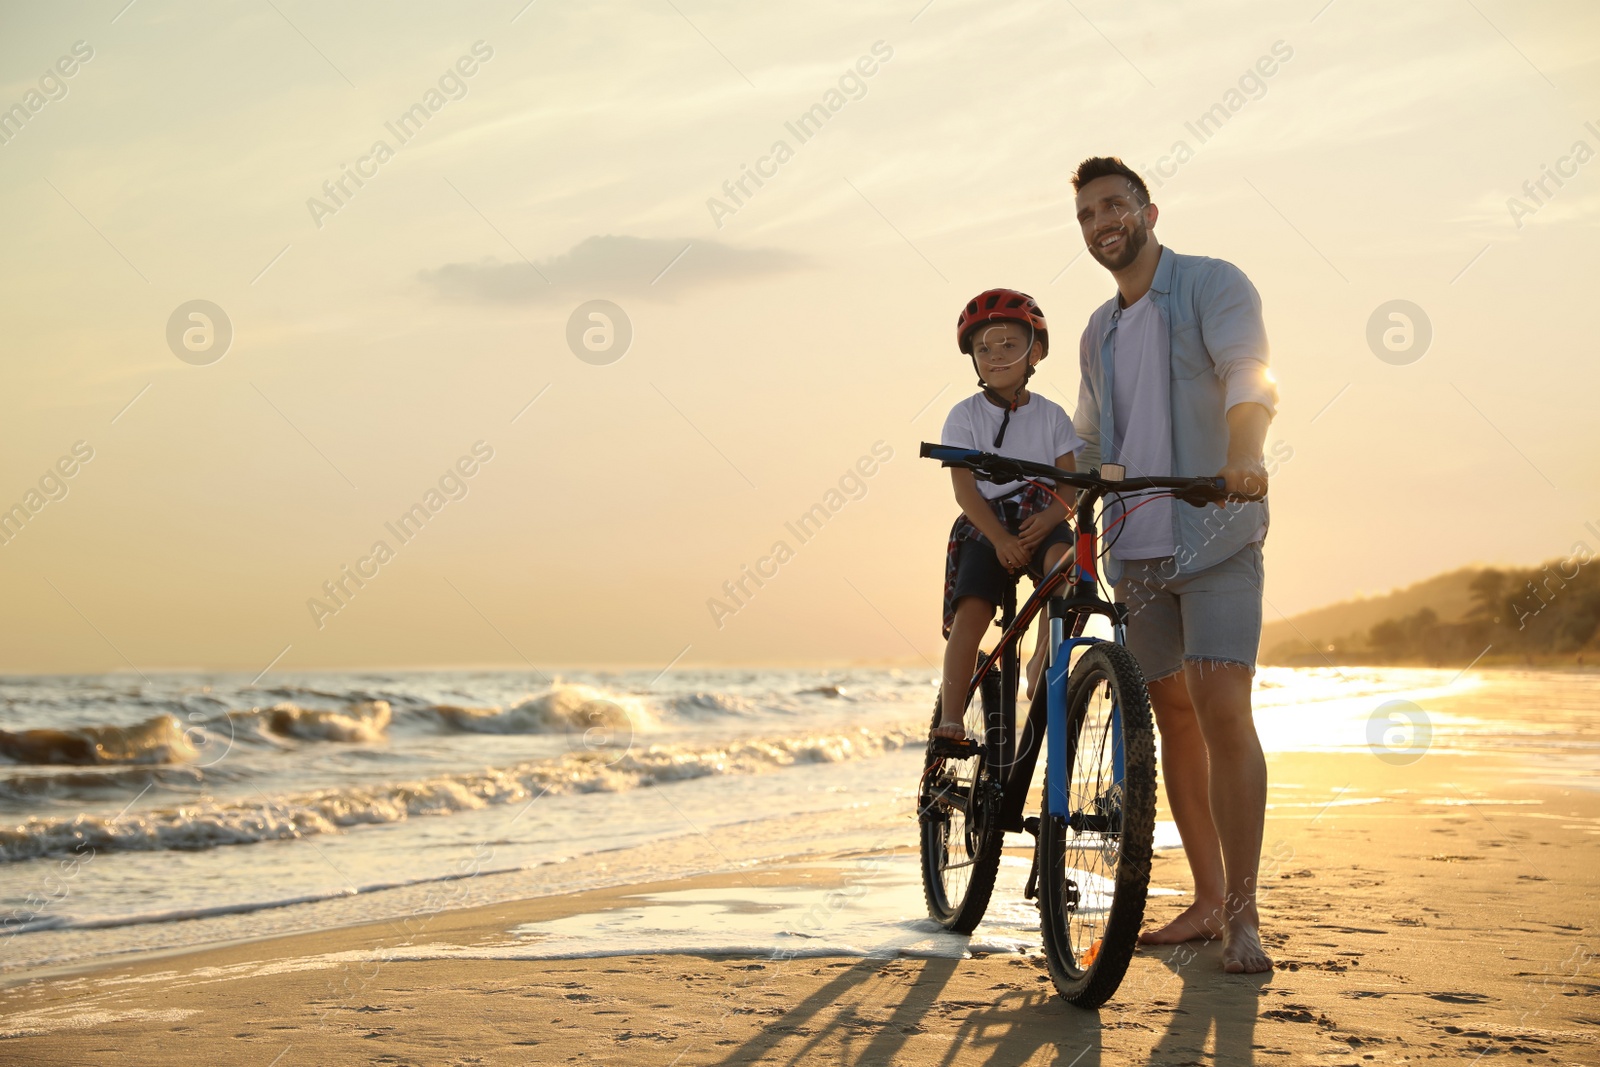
[
  {"left": 1138, "top": 672, "right": 1226, "bottom": 945},
  {"left": 1023, "top": 625, "right": 1048, "bottom": 703},
  {"left": 1024, "top": 543, "right": 1071, "bottom": 700},
  {"left": 936, "top": 597, "right": 994, "bottom": 739}
]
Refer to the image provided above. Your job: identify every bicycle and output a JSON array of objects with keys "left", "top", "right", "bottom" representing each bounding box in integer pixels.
[{"left": 915, "top": 442, "right": 1264, "bottom": 1007}]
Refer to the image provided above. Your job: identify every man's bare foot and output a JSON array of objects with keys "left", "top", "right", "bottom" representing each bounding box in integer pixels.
[
  {"left": 1221, "top": 919, "right": 1272, "bottom": 973},
  {"left": 1138, "top": 901, "right": 1224, "bottom": 944},
  {"left": 930, "top": 719, "right": 968, "bottom": 741}
]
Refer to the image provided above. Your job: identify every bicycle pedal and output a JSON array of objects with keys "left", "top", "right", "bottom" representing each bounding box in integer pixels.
[
  {"left": 929, "top": 735, "right": 982, "bottom": 760},
  {"left": 1022, "top": 816, "right": 1040, "bottom": 837}
]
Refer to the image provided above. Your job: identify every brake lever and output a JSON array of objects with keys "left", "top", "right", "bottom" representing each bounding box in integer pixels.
[
  {"left": 1176, "top": 478, "right": 1231, "bottom": 508},
  {"left": 1175, "top": 485, "right": 1222, "bottom": 508},
  {"left": 1176, "top": 478, "right": 1265, "bottom": 507}
]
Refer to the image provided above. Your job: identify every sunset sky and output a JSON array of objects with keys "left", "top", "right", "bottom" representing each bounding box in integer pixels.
[{"left": 1, "top": 0, "right": 1596, "bottom": 674}]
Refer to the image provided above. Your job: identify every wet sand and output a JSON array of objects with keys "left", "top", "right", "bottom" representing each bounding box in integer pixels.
[{"left": 2, "top": 743, "right": 1596, "bottom": 1065}]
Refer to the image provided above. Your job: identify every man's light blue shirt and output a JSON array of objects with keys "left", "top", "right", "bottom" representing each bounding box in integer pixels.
[{"left": 1075, "top": 245, "right": 1279, "bottom": 584}]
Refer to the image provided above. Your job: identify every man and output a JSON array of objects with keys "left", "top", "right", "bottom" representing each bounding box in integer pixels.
[{"left": 1070, "top": 156, "right": 1278, "bottom": 974}]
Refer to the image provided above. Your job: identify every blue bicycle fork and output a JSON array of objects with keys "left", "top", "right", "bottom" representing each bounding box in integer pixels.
[{"left": 1045, "top": 634, "right": 1124, "bottom": 823}]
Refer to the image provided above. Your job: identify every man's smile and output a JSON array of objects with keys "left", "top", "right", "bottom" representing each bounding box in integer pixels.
[{"left": 1096, "top": 229, "right": 1127, "bottom": 253}]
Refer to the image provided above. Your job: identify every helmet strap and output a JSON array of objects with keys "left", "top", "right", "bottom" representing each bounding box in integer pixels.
[{"left": 971, "top": 355, "right": 1025, "bottom": 448}]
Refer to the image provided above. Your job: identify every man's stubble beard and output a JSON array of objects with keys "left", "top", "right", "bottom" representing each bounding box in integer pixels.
[{"left": 1088, "top": 215, "right": 1150, "bottom": 272}]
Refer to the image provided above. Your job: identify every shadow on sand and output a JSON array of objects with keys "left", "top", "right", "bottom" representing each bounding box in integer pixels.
[
  {"left": 1142, "top": 941, "right": 1271, "bottom": 1066},
  {"left": 704, "top": 943, "right": 1270, "bottom": 1066}
]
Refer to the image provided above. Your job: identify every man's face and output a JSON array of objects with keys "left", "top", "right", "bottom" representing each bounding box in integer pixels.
[{"left": 1075, "top": 175, "right": 1155, "bottom": 271}]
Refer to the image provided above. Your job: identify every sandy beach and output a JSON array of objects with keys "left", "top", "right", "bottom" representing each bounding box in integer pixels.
[{"left": 4, "top": 709, "right": 1595, "bottom": 1065}]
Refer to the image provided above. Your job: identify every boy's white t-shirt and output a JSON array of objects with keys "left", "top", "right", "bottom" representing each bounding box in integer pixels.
[{"left": 940, "top": 392, "right": 1085, "bottom": 500}]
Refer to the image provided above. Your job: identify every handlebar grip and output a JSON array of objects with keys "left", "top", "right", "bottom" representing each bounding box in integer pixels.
[
  {"left": 920, "top": 442, "right": 978, "bottom": 463},
  {"left": 1215, "top": 477, "right": 1271, "bottom": 501},
  {"left": 1175, "top": 477, "right": 1265, "bottom": 507},
  {"left": 1219, "top": 477, "right": 1269, "bottom": 502}
]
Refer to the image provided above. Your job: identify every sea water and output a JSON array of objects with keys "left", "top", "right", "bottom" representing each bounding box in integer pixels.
[{"left": 1, "top": 666, "right": 1593, "bottom": 976}]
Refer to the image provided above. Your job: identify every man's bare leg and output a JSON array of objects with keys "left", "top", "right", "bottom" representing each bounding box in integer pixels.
[
  {"left": 1185, "top": 660, "right": 1271, "bottom": 974},
  {"left": 936, "top": 597, "right": 995, "bottom": 739},
  {"left": 1138, "top": 671, "right": 1227, "bottom": 944}
]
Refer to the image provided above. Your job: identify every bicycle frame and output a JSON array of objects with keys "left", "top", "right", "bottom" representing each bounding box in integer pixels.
[{"left": 959, "top": 485, "right": 1129, "bottom": 835}]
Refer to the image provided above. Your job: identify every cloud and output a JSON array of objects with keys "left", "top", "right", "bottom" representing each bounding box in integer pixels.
[{"left": 419, "top": 234, "right": 806, "bottom": 303}]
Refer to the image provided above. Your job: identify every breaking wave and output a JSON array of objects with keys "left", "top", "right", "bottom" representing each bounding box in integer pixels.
[
  {"left": 0, "top": 715, "right": 199, "bottom": 767},
  {"left": 422, "top": 685, "right": 651, "bottom": 735},
  {"left": 0, "top": 723, "right": 922, "bottom": 864},
  {"left": 223, "top": 700, "right": 393, "bottom": 744}
]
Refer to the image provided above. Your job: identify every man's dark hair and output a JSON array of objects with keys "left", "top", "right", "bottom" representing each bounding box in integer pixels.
[{"left": 1071, "top": 156, "right": 1150, "bottom": 206}]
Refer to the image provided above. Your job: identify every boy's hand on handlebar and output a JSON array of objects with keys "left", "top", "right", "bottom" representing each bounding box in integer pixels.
[
  {"left": 992, "top": 532, "right": 1032, "bottom": 572},
  {"left": 1216, "top": 459, "right": 1267, "bottom": 499}
]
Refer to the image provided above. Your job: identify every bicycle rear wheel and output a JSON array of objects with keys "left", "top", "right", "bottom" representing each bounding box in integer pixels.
[
  {"left": 1038, "top": 641, "right": 1156, "bottom": 1007},
  {"left": 919, "top": 670, "right": 1005, "bottom": 933}
]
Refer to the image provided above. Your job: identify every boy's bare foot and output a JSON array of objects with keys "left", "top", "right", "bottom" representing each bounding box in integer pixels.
[
  {"left": 1221, "top": 918, "right": 1272, "bottom": 973},
  {"left": 930, "top": 719, "right": 969, "bottom": 741},
  {"left": 1137, "top": 900, "right": 1224, "bottom": 944}
]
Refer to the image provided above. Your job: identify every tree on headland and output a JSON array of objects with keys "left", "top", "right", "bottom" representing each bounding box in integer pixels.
[
  {"left": 1368, "top": 607, "right": 1440, "bottom": 659},
  {"left": 1467, "top": 570, "right": 1507, "bottom": 624},
  {"left": 1267, "top": 553, "right": 1600, "bottom": 667}
]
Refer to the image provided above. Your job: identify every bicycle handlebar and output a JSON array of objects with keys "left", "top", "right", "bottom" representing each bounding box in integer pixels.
[{"left": 918, "top": 442, "right": 1266, "bottom": 506}]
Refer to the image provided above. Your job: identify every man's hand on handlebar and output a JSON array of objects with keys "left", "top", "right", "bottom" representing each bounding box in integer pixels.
[
  {"left": 1218, "top": 403, "right": 1271, "bottom": 500},
  {"left": 1216, "top": 458, "right": 1268, "bottom": 500}
]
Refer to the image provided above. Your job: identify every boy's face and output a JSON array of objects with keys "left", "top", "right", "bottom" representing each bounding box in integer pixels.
[{"left": 968, "top": 320, "right": 1040, "bottom": 393}]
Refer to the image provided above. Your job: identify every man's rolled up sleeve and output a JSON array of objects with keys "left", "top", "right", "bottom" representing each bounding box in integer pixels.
[{"left": 1199, "top": 263, "right": 1279, "bottom": 418}]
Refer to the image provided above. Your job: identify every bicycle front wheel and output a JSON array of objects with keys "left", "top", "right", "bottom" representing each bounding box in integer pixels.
[
  {"left": 1038, "top": 641, "right": 1156, "bottom": 1008},
  {"left": 919, "top": 671, "right": 1005, "bottom": 933}
]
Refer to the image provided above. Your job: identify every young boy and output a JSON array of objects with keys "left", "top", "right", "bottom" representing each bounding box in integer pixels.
[{"left": 932, "top": 289, "right": 1085, "bottom": 741}]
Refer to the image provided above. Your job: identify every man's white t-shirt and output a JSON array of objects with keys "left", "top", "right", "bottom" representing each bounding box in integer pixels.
[
  {"left": 1108, "top": 293, "right": 1176, "bottom": 559},
  {"left": 1107, "top": 292, "right": 1265, "bottom": 560},
  {"left": 941, "top": 392, "right": 1085, "bottom": 500}
]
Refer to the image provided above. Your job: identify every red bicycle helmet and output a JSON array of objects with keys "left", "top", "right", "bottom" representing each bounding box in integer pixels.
[{"left": 957, "top": 288, "right": 1049, "bottom": 357}]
